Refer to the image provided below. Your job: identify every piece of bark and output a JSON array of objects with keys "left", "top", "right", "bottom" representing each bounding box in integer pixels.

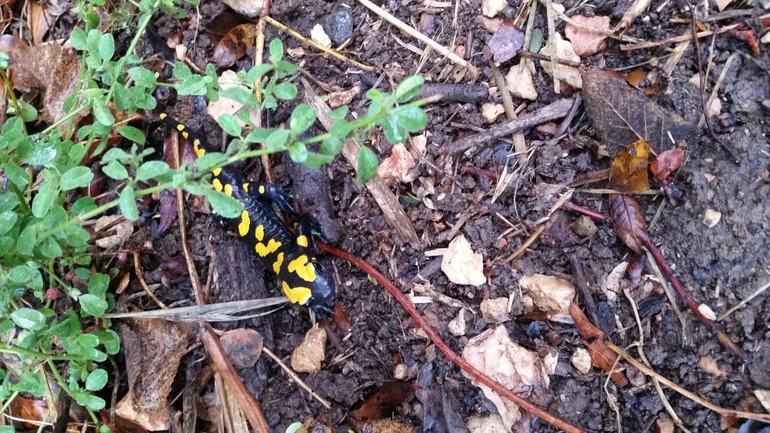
[
  {"left": 441, "top": 98, "right": 574, "bottom": 155},
  {"left": 581, "top": 67, "right": 697, "bottom": 155},
  {"left": 302, "top": 78, "right": 422, "bottom": 248}
]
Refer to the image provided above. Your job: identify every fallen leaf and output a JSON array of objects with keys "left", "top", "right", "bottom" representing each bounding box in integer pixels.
[
  {"left": 505, "top": 59, "right": 538, "bottom": 100},
  {"left": 10, "top": 396, "right": 50, "bottom": 428},
  {"left": 564, "top": 15, "right": 610, "bottom": 57},
  {"left": 729, "top": 27, "right": 760, "bottom": 56},
  {"left": 205, "top": 11, "right": 252, "bottom": 45},
  {"left": 441, "top": 235, "right": 486, "bottom": 286},
  {"left": 650, "top": 147, "right": 684, "bottom": 180},
  {"left": 350, "top": 382, "right": 414, "bottom": 423},
  {"left": 291, "top": 323, "right": 327, "bottom": 373},
  {"left": 625, "top": 68, "right": 663, "bottom": 97},
  {"left": 220, "top": 328, "right": 264, "bottom": 368},
  {"left": 586, "top": 339, "right": 628, "bottom": 386},
  {"left": 212, "top": 23, "right": 255, "bottom": 66},
  {"left": 487, "top": 22, "right": 524, "bottom": 63},
  {"left": 569, "top": 303, "right": 605, "bottom": 340},
  {"left": 94, "top": 215, "right": 134, "bottom": 249},
  {"left": 519, "top": 274, "right": 576, "bottom": 314},
  {"left": 480, "top": 297, "right": 510, "bottom": 323},
  {"left": 328, "top": 85, "right": 360, "bottom": 108},
  {"left": 609, "top": 194, "right": 650, "bottom": 254},
  {"left": 539, "top": 33, "right": 582, "bottom": 90},
  {"left": 461, "top": 326, "right": 551, "bottom": 430},
  {"left": 28, "top": 2, "right": 51, "bottom": 45},
  {"left": 581, "top": 67, "right": 697, "bottom": 154},
  {"left": 376, "top": 143, "right": 416, "bottom": 183},
  {"left": 608, "top": 139, "right": 651, "bottom": 193},
  {"left": 754, "top": 389, "right": 770, "bottom": 413},
  {"left": 99, "top": 409, "right": 150, "bottom": 433},
  {"left": 207, "top": 70, "right": 249, "bottom": 122}
]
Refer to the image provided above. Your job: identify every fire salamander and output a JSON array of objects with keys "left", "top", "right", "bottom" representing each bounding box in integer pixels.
[{"left": 159, "top": 113, "right": 335, "bottom": 315}]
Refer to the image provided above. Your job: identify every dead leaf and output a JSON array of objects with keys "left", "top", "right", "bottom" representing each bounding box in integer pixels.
[
  {"left": 539, "top": 34, "right": 582, "bottom": 90},
  {"left": 99, "top": 409, "right": 150, "bottom": 433},
  {"left": 441, "top": 235, "right": 486, "bottom": 286},
  {"left": 624, "top": 68, "right": 663, "bottom": 97},
  {"left": 698, "top": 355, "right": 727, "bottom": 377},
  {"left": 220, "top": 328, "right": 264, "bottom": 368},
  {"left": 564, "top": 15, "right": 610, "bottom": 57},
  {"left": 461, "top": 326, "right": 551, "bottom": 430},
  {"left": 93, "top": 215, "right": 134, "bottom": 249},
  {"left": 519, "top": 274, "right": 576, "bottom": 314},
  {"left": 480, "top": 297, "right": 510, "bottom": 324},
  {"left": 505, "top": 59, "right": 538, "bottom": 100},
  {"left": 207, "top": 70, "right": 248, "bottom": 121},
  {"left": 650, "top": 147, "right": 684, "bottom": 180},
  {"left": 487, "top": 21, "right": 524, "bottom": 63},
  {"left": 28, "top": 2, "right": 51, "bottom": 45},
  {"left": 586, "top": 339, "right": 628, "bottom": 386},
  {"left": 205, "top": 11, "right": 252, "bottom": 45},
  {"left": 290, "top": 323, "right": 327, "bottom": 373},
  {"left": 10, "top": 396, "right": 50, "bottom": 428},
  {"left": 608, "top": 139, "right": 651, "bottom": 193},
  {"left": 569, "top": 302, "right": 605, "bottom": 340},
  {"left": 376, "top": 143, "right": 417, "bottom": 183},
  {"left": 581, "top": 67, "right": 697, "bottom": 154},
  {"left": 730, "top": 27, "right": 760, "bottom": 56},
  {"left": 350, "top": 382, "right": 414, "bottom": 423},
  {"left": 328, "top": 85, "right": 360, "bottom": 108},
  {"left": 609, "top": 194, "right": 650, "bottom": 254},
  {"left": 212, "top": 23, "right": 256, "bottom": 66},
  {"left": 754, "top": 389, "right": 770, "bottom": 413}
]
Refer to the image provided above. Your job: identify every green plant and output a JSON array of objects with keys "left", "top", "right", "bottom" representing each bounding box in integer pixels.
[{"left": 0, "top": 0, "right": 426, "bottom": 429}]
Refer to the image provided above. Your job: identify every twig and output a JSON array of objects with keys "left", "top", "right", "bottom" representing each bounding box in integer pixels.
[
  {"left": 262, "top": 347, "right": 332, "bottom": 408},
  {"left": 542, "top": 0, "right": 560, "bottom": 94},
  {"left": 718, "top": 278, "right": 770, "bottom": 321},
  {"left": 606, "top": 342, "right": 770, "bottom": 423},
  {"left": 621, "top": 23, "right": 740, "bottom": 51},
  {"left": 489, "top": 60, "right": 527, "bottom": 166},
  {"left": 502, "top": 224, "right": 545, "bottom": 263},
  {"left": 356, "top": 0, "right": 471, "bottom": 70},
  {"left": 643, "top": 246, "right": 686, "bottom": 337},
  {"left": 132, "top": 251, "right": 168, "bottom": 309},
  {"left": 614, "top": 0, "right": 653, "bottom": 35},
  {"left": 697, "top": 52, "right": 737, "bottom": 128},
  {"left": 263, "top": 16, "right": 373, "bottom": 71},
  {"left": 316, "top": 241, "right": 586, "bottom": 432}
]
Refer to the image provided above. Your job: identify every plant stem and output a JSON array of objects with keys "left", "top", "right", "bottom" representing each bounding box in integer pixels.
[{"left": 47, "top": 359, "right": 99, "bottom": 423}]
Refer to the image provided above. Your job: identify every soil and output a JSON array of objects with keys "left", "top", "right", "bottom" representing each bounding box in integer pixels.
[{"left": 136, "top": 0, "right": 769, "bottom": 431}]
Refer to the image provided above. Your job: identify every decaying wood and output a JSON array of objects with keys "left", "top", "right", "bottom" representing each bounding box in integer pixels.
[
  {"left": 302, "top": 78, "right": 422, "bottom": 248},
  {"left": 441, "top": 98, "right": 574, "bottom": 155}
]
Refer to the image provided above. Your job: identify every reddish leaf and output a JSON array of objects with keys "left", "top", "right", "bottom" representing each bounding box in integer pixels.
[
  {"left": 350, "top": 382, "right": 414, "bottom": 423},
  {"left": 586, "top": 339, "right": 629, "bottom": 386},
  {"left": 624, "top": 68, "right": 662, "bottom": 97},
  {"left": 10, "top": 396, "right": 49, "bottom": 429},
  {"left": 650, "top": 147, "right": 684, "bottom": 180},
  {"left": 205, "top": 12, "right": 252, "bottom": 45},
  {"left": 609, "top": 194, "right": 650, "bottom": 254},
  {"left": 486, "top": 21, "right": 524, "bottom": 63},
  {"left": 100, "top": 408, "right": 149, "bottom": 433},
  {"left": 212, "top": 23, "right": 256, "bottom": 66},
  {"left": 568, "top": 303, "right": 604, "bottom": 340},
  {"left": 729, "top": 28, "right": 760, "bottom": 56},
  {"left": 608, "top": 139, "right": 651, "bottom": 193}
]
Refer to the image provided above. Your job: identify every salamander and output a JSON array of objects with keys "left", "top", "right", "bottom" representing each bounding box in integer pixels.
[{"left": 159, "top": 113, "right": 335, "bottom": 315}]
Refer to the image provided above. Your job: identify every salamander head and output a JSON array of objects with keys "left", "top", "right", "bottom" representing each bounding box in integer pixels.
[{"left": 306, "top": 261, "right": 335, "bottom": 316}]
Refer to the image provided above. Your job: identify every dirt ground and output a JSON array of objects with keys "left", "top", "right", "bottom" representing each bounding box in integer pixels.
[{"left": 140, "top": 0, "right": 770, "bottom": 431}]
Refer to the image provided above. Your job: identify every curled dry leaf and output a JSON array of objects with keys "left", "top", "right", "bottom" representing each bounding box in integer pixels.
[
  {"left": 586, "top": 339, "right": 628, "bottom": 386},
  {"left": 467, "top": 414, "right": 508, "bottom": 433},
  {"left": 212, "top": 23, "right": 256, "bottom": 66},
  {"left": 487, "top": 22, "right": 524, "bottom": 63},
  {"left": 376, "top": 143, "right": 417, "bottom": 183},
  {"left": 461, "top": 326, "right": 551, "bottom": 430},
  {"left": 94, "top": 215, "right": 134, "bottom": 249},
  {"left": 291, "top": 324, "right": 327, "bottom": 373},
  {"left": 568, "top": 302, "right": 605, "bottom": 340},
  {"left": 519, "top": 274, "right": 576, "bottom": 315},
  {"left": 505, "top": 59, "right": 538, "bottom": 100},
  {"left": 328, "top": 85, "right": 360, "bottom": 108},
  {"left": 609, "top": 194, "right": 650, "bottom": 254},
  {"left": 564, "top": 15, "right": 611, "bottom": 57},
  {"left": 220, "top": 328, "right": 264, "bottom": 368},
  {"left": 608, "top": 139, "right": 651, "bottom": 193},
  {"left": 350, "top": 382, "right": 414, "bottom": 424},
  {"left": 539, "top": 33, "right": 582, "bottom": 90},
  {"left": 207, "top": 70, "right": 248, "bottom": 122},
  {"left": 650, "top": 147, "right": 684, "bottom": 180},
  {"left": 441, "top": 235, "right": 486, "bottom": 286}
]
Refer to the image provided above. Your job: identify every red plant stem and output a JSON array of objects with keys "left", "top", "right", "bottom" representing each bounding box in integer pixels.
[
  {"left": 317, "top": 242, "right": 586, "bottom": 433},
  {"left": 564, "top": 201, "right": 610, "bottom": 222},
  {"left": 463, "top": 166, "right": 499, "bottom": 181}
]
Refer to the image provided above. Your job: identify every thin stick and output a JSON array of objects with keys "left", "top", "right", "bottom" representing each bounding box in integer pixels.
[
  {"left": 502, "top": 224, "right": 545, "bottom": 263},
  {"left": 261, "top": 347, "right": 332, "bottom": 408},
  {"left": 542, "top": 0, "right": 560, "bottom": 94},
  {"left": 718, "top": 278, "right": 770, "bottom": 321},
  {"left": 356, "top": 0, "right": 471, "bottom": 69},
  {"left": 132, "top": 251, "right": 168, "bottom": 309},
  {"left": 263, "top": 16, "right": 373, "bottom": 71},
  {"left": 697, "top": 52, "right": 737, "bottom": 128},
  {"left": 621, "top": 23, "right": 740, "bottom": 51},
  {"left": 606, "top": 342, "right": 770, "bottom": 423}
]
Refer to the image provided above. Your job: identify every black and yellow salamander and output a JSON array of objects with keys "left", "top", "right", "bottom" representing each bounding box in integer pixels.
[{"left": 159, "top": 113, "right": 335, "bottom": 315}]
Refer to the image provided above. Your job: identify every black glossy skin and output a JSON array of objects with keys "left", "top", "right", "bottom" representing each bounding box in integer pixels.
[{"left": 159, "top": 114, "right": 335, "bottom": 315}]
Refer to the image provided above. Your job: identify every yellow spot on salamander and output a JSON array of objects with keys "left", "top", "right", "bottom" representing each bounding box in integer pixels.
[
  {"left": 287, "top": 255, "right": 316, "bottom": 282},
  {"left": 159, "top": 113, "right": 167, "bottom": 119},
  {"left": 194, "top": 139, "right": 205, "bottom": 157},
  {"left": 213, "top": 167, "right": 222, "bottom": 176},
  {"left": 255, "top": 225, "right": 264, "bottom": 241},
  {"left": 273, "top": 252, "right": 284, "bottom": 273},
  {"left": 224, "top": 184, "right": 233, "bottom": 196},
  {"left": 255, "top": 239, "right": 281, "bottom": 257},
  {"left": 212, "top": 178, "right": 223, "bottom": 192},
  {"left": 243, "top": 183, "right": 249, "bottom": 192},
  {"left": 176, "top": 124, "right": 185, "bottom": 131},
  {"left": 238, "top": 211, "right": 250, "bottom": 237},
  {"left": 182, "top": 131, "right": 189, "bottom": 139},
  {"left": 258, "top": 185, "right": 265, "bottom": 194},
  {"left": 296, "top": 235, "right": 309, "bottom": 248},
  {"left": 282, "top": 281, "right": 312, "bottom": 305}
]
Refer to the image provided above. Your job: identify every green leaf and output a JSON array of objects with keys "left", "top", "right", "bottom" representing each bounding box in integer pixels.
[
  {"left": 61, "top": 166, "right": 94, "bottom": 191},
  {"left": 17, "top": 100, "right": 38, "bottom": 122},
  {"left": 98, "top": 33, "right": 115, "bottom": 61},
  {"left": 84, "top": 395, "right": 106, "bottom": 411},
  {"left": 38, "top": 237, "right": 62, "bottom": 258},
  {"left": 88, "top": 273, "right": 110, "bottom": 297},
  {"left": 80, "top": 294, "right": 108, "bottom": 317},
  {"left": 102, "top": 160, "right": 128, "bottom": 180},
  {"left": 3, "top": 162, "right": 28, "bottom": 188},
  {"left": 136, "top": 161, "right": 170, "bottom": 181},
  {"left": 394, "top": 75, "right": 424, "bottom": 103},
  {"left": 31, "top": 178, "right": 59, "bottom": 218},
  {"left": 265, "top": 129, "right": 290, "bottom": 151},
  {"left": 382, "top": 106, "right": 427, "bottom": 144},
  {"left": 328, "top": 105, "right": 349, "bottom": 122},
  {"left": 217, "top": 114, "right": 242, "bottom": 137},
  {"left": 320, "top": 136, "right": 343, "bottom": 156},
  {"left": 18, "top": 141, "right": 56, "bottom": 165},
  {"left": 0, "top": 212, "right": 17, "bottom": 237},
  {"left": 356, "top": 146, "right": 378, "bottom": 183},
  {"left": 11, "top": 373, "right": 45, "bottom": 396},
  {"left": 41, "top": 206, "right": 68, "bottom": 230},
  {"left": 244, "top": 64, "right": 273, "bottom": 84},
  {"left": 173, "top": 61, "right": 192, "bottom": 80},
  {"left": 11, "top": 308, "right": 46, "bottom": 330},
  {"left": 49, "top": 312, "right": 81, "bottom": 339},
  {"left": 70, "top": 27, "right": 87, "bottom": 50},
  {"left": 268, "top": 38, "right": 284, "bottom": 63},
  {"left": 78, "top": 334, "right": 100, "bottom": 348},
  {"left": 16, "top": 225, "right": 36, "bottom": 256},
  {"left": 244, "top": 128, "right": 276, "bottom": 143},
  {"left": 129, "top": 66, "right": 157, "bottom": 88},
  {"left": 195, "top": 153, "right": 228, "bottom": 172},
  {"left": 81, "top": 346, "right": 108, "bottom": 362},
  {"left": 273, "top": 82, "right": 297, "bottom": 100},
  {"left": 288, "top": 142, "right": 307, "bottom": 163},
  {"left": 304, "top": 151, "right": 334, "bottom": 169},
  {"left": 118, "top": 126, "right": 146, "bottom": 144},
  {"left": 205, "top": 190, "right": 243, "bottom": 218},
  {"left": 119, "top": 187, "right": 138, "bottom": 221},
  {"left": 93, "top": 330, "right": 120, "bottom": 354},
  {"left": 114, "top": 84, "right": 130, "bottom": 111},
  {"left": 71, "top": 197, "right": 97, "bottom": 215},
  {"left": 177, "top": 75, "right": 206, "bottom": 96},
  {"left": 86, "top": 369, "right": 108, "bottom": 391},
  {"left": 289, "top": 104, "right": 316, "bottom": 134},
  {"left": 9, "top": 265, "right": 37, "bottom": 284},
  {"left": 92, "top": 99, "right": 114, "bottom": 126},
  {"left": 102, "top": 147, "right": 131, "bottom": 163},
  {"left": 220, "top": 87, "right": 259, "bottom": 106},
  {"left": 366, "top": 88, "right": 384, "bottom": 101}
]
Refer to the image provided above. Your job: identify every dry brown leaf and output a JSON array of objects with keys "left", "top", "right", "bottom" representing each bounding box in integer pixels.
[
  {"left": 461, "top": 326, "right": 551, "bottom": 430},
  {"left": 441, "top": 235, "right": 486, "bottom": 286},
  {"left": 328, "top": 85, "right": 360, "bottom": 108},
  {"left": 28, "top": 2, "right": 51, "bottom": 45},
  {"left": 350, "top": 382, "right": 414, "bottom": 423},
  {"left": 212, "top": 23, "right": 256, "bottom": 66},
  {"left": 291, "top": 323, "right": 327, "bottom": 373},
  {"left": 487, "top": 22, "right": 524, "bottom": 63},
  {"left": 586, "top": 339, "right": 628, "bottom": 386},
  {"left": 650, "top": 147, "right": 684, "bottom": 180},
  {"left": 376, "top": 143, "right": 417, "bottom": 183},
  {"left": 609, "top": 194, "right": 650, "bottom": 254},
  {"left": 581, "top": 67, "right": 697, "bottom": 154},
  {"left": 564, "top": 15, "right": 610, "bottom": 57},
  {"left": 539, "top": 34, "right": 582, "bottom": 91},
  {"left": 519, "top": 274, "right": 576, "bottom": 314},
  {"left": 608, "top": 139, "right": 651, "bottom": 193},
  {"left": 220, "top": 328, "right": 264, "bottom": 368},
  {"left": 568, "top": 303, "right": 605, "bottom": 340}
]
